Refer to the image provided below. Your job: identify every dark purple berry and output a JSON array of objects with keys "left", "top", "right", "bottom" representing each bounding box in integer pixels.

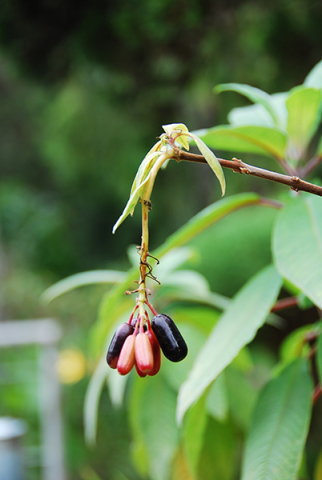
[
  {"left": 131, "top": 317, "right": 147, "bottom": 331},
  {"left": 106, "top": 323, "right": 134, "bottom": 368},
  {"left": 151, "top": 314, "right": 188, "bottom": 362}
]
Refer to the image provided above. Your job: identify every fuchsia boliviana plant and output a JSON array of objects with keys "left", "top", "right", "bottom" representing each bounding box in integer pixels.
[{"left": 106, "top": 123, "right": 226, "bottom": 376}]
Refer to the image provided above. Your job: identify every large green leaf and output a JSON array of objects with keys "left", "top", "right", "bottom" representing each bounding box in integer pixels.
[
  {"left": 241, "top": 359, "right": 313, "bottom": 480},
  {"left": 182, "top": 395, "right": 208, "bottom": 478},
  {"left": 228, "top": 93, "right": 288, "bottom": 130},
  {"left": 129, "top": 375, "right": 179, "bottom": 480},
  {"left": 215, "top": 83, "right": 279, "bottom": 126},
  {"left": 195, "top": 125, "right": 287, "bottom": 159},
  {"left": 304, "top": 59, "right": 322, "bottom": 89},
  {"left": 228, "top": 103, "right": 274, "bottom": 128},
  {"left": 41, "top": 270, "right": 126, "bottom": 303},
  {"left": 177, "top": 265, "right": 282, "bottom": 423},
  {"left": 286, "top": 86, "right": 322, "bottom": 156},
  {"left": 273, "top": 195, "right": 322, "bottom": 309},
  {"left": 198, "top": 418, "right": 237, "bottom": 480}
]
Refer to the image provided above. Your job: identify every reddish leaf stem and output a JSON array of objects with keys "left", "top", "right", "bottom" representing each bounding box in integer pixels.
[
  {"left": 313, "top": 384, "right": 322, "bottom": 405},
  {"left": 270, "top": 296, "right": 298, "bottom": 312}
]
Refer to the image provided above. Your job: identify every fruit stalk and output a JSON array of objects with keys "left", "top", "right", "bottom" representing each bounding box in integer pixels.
[{"left": 137, "top": 152, "right": 171, "bottom": 320}]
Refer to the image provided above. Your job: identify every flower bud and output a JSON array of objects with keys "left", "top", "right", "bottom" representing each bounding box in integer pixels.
[
  {"left": 152, "top": 314, "right": 188, "bottom": 362},
  {"left": 135, "top": 332, "right": 154, "bottom": 373},
  {"left": 146, "top": 329, "right": 161, "bottom": 376},
  {"left": 106, "top": 323, "right": 134, "bottom": 369},
  {"left": 117, "top": 334, "right": 135, "bottom": 375}
]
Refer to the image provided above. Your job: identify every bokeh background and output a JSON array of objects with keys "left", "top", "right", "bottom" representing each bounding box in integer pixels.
[{"left": 1, "top": 1, "right": 322, "bottom": 479}]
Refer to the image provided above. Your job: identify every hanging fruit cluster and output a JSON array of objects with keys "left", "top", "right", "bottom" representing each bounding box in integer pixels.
[{"left": 106, "top": 303, "right": 188, "bottom": 376}]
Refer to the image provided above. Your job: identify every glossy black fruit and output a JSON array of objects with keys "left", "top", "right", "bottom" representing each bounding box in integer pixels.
[
  {"left": 106, "top": 323, "right": 134, "bottom": 368},
  {"left": 151, "top": 314, "right": 188, "bottom": 362}
]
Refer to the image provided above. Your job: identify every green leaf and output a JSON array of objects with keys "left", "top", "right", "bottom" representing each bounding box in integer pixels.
[
  {"left": 183, "top": 395, "right": 208, "bottom": 478},
  {"left": 215, "top": 83, "right": 279, "bottom": 125},
  {"left": 314, "top": 447, "right": 322, "bottom": 480},
  {"left": 272, "top": 324, "right": 314, "bottom": 378},
  {"left": 155, "top": 193, "right": 261, "bottom": 259},
  {"left": 171, "top": 447, "right": 195, "bottom": 480},
  {"left": 228, "top": 103, "right": 275, "bottom": 128},
  {"left": 130, "top": 150, "right": 163, "bottom": 197},
  {"left": 304, "top": 60, "right": 322, "bottom": 89},
  {"left": 106, "top": 369, "right": 128, "bottom": 407},
  {"left": 195, "top": 125, "right": 287, "bottom": 159},
  {"left": 316, "top": 134, "right": 322, "bottom": 157},
  {"left": 90, "top": 289, "right": 133, "bottom": 354},
  {"left": 157, "top": 287, "right": 230, "bottom": 312},
  {"left": 225, "top": 366, "right": 258, "bottom": 431},
  {"left": 241, "top": 359, "right": 313, "bottom": 480},
  {"left": 189, "top": 133, "right": 226, "bottom": 195},
  {"left": 41, "top": 270, "right": 126, "bottom": 303},
  {"left": 273, "top": 195, "right": 322, "bottom": 309},
  {"left": 228, "top": 93, "right": 288, "bottom": 129},
  {"left": 286, "top": 86, "right": 322, "bottom": 157},
  {"left": 154, "top": 247, "right": 196, "bottom": 280},
  {"left": 166, "top": 307, "right": 221, "bottom": 336},
  {"left": 198, "top": 418, "right": 237, "bottom": 480},
  {"left": 162, "top": 123, "right": 190, "bottom": 150},
  {"left": 84, "top": 356, "right": 108, "bottom": 446},
  {"left": 177, "top": 265, "right": 282, "bottom": 423},
  {"left": 161, "top": 270, "right": 211, "bottom": 295},
  {"left": 161, "top": 323, "right": 208, "bottom": 392},
  {"left": 280, "top": 325, "right": 314, "bottom": 364},
  {"left": 129, "top": 375, "right": 179, "bottom": 480},
  {"left": 112, "top": 173, "right": 151, "bottom": 233},
  {"left": 158, "top": 268, "right": 229, "bottom": 313},
  {"left": 206, "top": 372, "right": 229, "bottom": 422},
  {"left": 316, "top": 328, "right": 322, "bottom": 385}
]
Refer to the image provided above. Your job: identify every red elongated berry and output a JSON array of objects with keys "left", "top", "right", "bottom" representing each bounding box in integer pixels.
[
  {"left": 135, "top": 332, "right": 154, "bottom": 373},
  {"left": 146, "top": 329, "right": 161, "bottom": 376},
  {"left": 135, "top": 362, "right": 147, "bottom": 377},
  {"left": 152, "top": 314, "right": 188, "bottom": 362},
  {"left": 106, "top": 323, "right": 134, "bottom": 368},
  {"left": 117, "top": 334, "right": 135, "bottom": 375}
]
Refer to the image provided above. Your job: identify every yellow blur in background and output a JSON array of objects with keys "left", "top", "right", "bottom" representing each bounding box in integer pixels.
[{"left": 57, "top": 349, "right": 87, "bottom": 384}]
